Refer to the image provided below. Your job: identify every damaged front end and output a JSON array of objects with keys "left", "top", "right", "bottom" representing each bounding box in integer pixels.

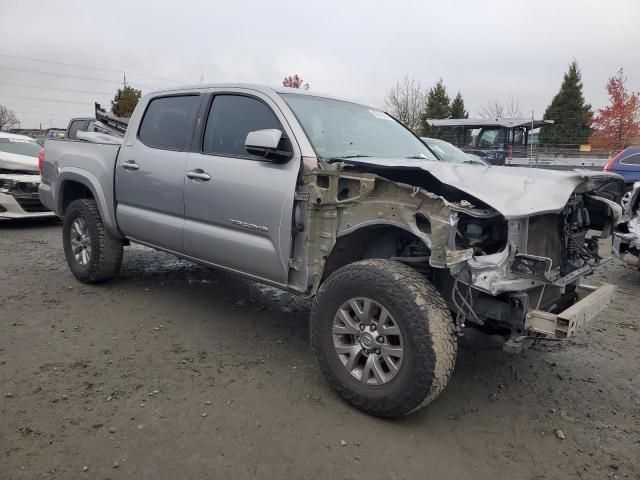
[
  {"left": 0, "top": 174, "right": 52, "bottom": 218},
  {"left": 293, "top": 161, "right": 623, "bottom": 349},
  {"left": 613, "top": 182, "right": 640, "bottom": 269}
]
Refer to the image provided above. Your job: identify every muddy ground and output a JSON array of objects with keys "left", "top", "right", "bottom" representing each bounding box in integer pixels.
[{"left": 1, "top": 218, "right": 639, "bottom": 480}]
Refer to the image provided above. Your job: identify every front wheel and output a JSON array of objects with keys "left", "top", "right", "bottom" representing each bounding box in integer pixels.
[
  {"left": 310, "top": 259, "right": 457, "bottom": 418},
  {"left": 62, "top": 199, "right": 123, "bottom": 283}
]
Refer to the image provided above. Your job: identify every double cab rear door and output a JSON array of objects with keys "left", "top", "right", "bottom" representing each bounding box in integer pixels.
[{"left": 115, "top": 87, "right": 302, "bottom": 286}]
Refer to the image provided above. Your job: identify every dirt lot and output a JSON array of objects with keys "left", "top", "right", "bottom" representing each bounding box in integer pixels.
[{"left": 1, "top": 218, "right": 639, "bottom": 480}]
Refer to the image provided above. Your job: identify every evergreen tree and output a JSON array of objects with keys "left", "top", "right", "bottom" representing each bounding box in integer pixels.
[
  {"left": 420, "top": 79, "right": 451, "bottom": 137},
  {"left": 111, "top": 86, "right": 142, "bottom": 118},
  {"left": 450, "top": 92, "right": 468, "bottom": 119},
  {"left": 539, "top": 61, "right": 593, "bottom": 147}
]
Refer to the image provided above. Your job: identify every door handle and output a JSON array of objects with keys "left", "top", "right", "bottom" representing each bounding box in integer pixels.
[
  {"left": 186, "top": 169, "right": 211, "bottom": 181},
  {"left": 122, "top": 161, "right": 140, "bottom": 171}
]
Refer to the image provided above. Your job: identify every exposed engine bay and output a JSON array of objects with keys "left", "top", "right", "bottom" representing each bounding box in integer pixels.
[
  {"left": 613, "top": 182, "right": 640, "bottom": 267},
  {"left": 290, "top": 159, "right": 623, "bottom": 346}
]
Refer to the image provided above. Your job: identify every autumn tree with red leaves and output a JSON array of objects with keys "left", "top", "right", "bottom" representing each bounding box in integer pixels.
[
  {"left": 590, "top": 68, "right": 640, "bottom": 150},
  {"left": 282, "top": 74, "right": 310, "bottom": 90}
]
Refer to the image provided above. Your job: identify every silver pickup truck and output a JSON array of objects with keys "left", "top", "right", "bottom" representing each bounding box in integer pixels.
[{"left": 40, "top": 84, "right": 623, "bottom": 417}]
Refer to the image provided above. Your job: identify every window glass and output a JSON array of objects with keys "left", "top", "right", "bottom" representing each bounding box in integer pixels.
[
  {"left": 203, "top": 95, "right": 284, "bottom": 156},
  {"left": 67, "top": 120, "right": 84, "bottom": 140},
  {"left": 478, "top": 128, "right": 504, "bottom": 147},
  {"left": 138, "top": 95, "right": 200, "bottom": 150},
  {"left": 622, "top": 153, "right": 640, "bottom": 165},
  {"left": 513, "top": 128, "right": 524, "bottom": 145},
  {"left": 0, "top": 138, "right": 41, "bottom": 157},
  {"left": 282, "top": 94, "right": 436, "bottom": 160}
]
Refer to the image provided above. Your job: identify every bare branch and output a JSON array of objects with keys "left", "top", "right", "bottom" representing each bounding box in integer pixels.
[
  {"left": 478, "top": 96, "right": 521, "bottom": 119},
  {"left": 0, "top": 105, "right": 19, "bottom": 131},
  {"left": 384, "top": 75, "right": 424, "bottom": 132}
]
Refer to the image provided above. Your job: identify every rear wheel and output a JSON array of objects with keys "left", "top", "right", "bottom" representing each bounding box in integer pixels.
[
  {"left": 62, "top": 199, "right": 123, "bottom": 283},
  {"left": 310, "top": 259, "right": 457, "bottom": 417}
]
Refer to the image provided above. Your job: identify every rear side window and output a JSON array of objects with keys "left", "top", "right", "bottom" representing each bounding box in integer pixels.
[
  {"left": 202, "top": 95, "right": 286, "bottom": 157},
  {"left": 621, "top": 153, "right": 640, "bottom": 165},
  {"left": 138, "top": 95, "right": 200, "bottom": 151},
  {"left": 67, "top": 120, "right": 85, "bottom": 140}
]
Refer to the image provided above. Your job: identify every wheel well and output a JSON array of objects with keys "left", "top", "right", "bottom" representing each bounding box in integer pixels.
[
  {"left": 61, "top": 181, "right": 94, "bottom": 214},
  {"left": 322, "top": 225, "right": 428, "bottom": 281}
]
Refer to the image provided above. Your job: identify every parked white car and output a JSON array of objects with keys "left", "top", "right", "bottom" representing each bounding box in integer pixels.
[{"left": 0, "top": 132, "right": 53, "bottom": 219}]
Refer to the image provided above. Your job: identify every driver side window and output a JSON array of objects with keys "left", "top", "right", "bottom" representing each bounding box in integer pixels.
[{"left": 202, "top": 94, "right": 291, "bottom": 158}]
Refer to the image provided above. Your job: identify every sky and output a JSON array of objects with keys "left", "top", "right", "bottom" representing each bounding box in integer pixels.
[{"left": 1, "top": 0, "right": 639, "bottom": 129}]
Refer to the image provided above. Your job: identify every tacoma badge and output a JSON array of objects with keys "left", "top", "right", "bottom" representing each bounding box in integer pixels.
[{"left": 229, "top": 219, "right": 269, "bottom": 232}]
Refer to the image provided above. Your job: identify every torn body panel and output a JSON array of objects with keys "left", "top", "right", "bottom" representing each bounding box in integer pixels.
[
  {"left": 291, "top": 164, "right": 622, "bottom": 343},
  {"left": 295, "top": 168, "right": 482, "bottom": 293}
]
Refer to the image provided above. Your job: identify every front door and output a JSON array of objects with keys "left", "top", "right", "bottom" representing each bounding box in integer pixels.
[
  {"left": 115, "top": 94, "right": 201, "bottom": 252},
  {"left": 183, "top": 91, "right": 300, "bottom": 285}
]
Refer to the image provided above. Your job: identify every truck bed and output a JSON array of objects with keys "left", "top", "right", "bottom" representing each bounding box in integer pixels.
[{"left": 39, "top": 139, "right": 122, "bottom": 233}]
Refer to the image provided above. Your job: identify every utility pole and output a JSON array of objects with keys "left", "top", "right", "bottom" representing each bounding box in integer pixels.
[
  {"left": 531, "top": 110, "right": 535, "bottom": 166},
  {"left": 123, "top": 72, "right": 127, "bottom": 89}
]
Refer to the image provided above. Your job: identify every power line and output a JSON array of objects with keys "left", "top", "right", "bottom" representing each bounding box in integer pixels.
[
  {"left": 0, "top": 65, "right": 159, "bottom": 90},
  {"left": 1, "top": 94, "right": 92, "bottom": 105},
  {"left": 14, "top": 112, "right": 74, "bottom": 120},
  {"left": 0, "top": 53, "right": 183, "bottom": 84},
  {"left": 0, "top": 81, "right": 112, "bottom": 96}
]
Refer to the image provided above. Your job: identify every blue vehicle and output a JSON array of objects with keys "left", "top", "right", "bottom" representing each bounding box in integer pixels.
[{"left": 604, "top": 146, "right": 640, "bottom": 208}]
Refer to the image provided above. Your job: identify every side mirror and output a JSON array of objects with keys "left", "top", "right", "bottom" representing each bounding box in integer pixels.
[{"left": 245, "top": 129, "right": 293, "bottom": 162}]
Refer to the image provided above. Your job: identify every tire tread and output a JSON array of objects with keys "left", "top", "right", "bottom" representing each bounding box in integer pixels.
[{"left": 310, "top": 259, "right": 457, "bottom": 417}]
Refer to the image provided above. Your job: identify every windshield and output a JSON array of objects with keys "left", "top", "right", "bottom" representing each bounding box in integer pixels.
[
  {"left": 0, "top": 138, "right": 41, "bottom": 157},
  {"left": 281, "top": 94, "right": 437, "bottom": 160},
  {"left": 421, "top": 137, "right": 473, "bottom": 164}
]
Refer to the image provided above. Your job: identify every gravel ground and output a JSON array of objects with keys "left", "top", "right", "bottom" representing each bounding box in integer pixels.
[{"left": 1, "top": 218, "right": 639, "bottom": 480}]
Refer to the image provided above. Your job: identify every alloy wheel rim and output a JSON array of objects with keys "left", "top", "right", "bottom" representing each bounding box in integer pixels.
[
  {"left": 70, "top": 218, "right": 91, "bottom": 266},
  {"left": 332, "top": 297, "right": 404, "bottom": 386},
  {"left": 621, "top": 191, "right": 632, "bottom": 210}
]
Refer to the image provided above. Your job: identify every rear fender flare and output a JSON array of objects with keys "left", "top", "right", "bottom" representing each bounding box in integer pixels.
[{"left": 57, "top": 168, "right": 121, "bottom": 237}]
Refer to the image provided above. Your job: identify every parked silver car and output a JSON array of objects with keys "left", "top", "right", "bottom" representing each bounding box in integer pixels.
[
  {"left": 40, "top": 84, "right": 622, "bottom": 417},
  {"left": 421, "top": 137, "right": 489, "bottom": 165},
  {"left": 0, "top": 132, "right": 53, "bottom": 219}
]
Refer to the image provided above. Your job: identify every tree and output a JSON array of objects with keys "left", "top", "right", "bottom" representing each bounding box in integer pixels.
[
  {"left": 384, "top": 75, "right": 424, "bottom": 132},
  {"left": 420, "top": 79, "right": 451, "bottom": 136},
  {"left": 111, "top": 86, "right": 142, "bottom": 118},
  {"left": 450, "top": 92, "right": 468, "bottom": 119},
  {"left": 478, "top": 96, "right": 521, "bottom": 119},
  {"left": 589, "top": 68, "right": 640, "bottom": 151},
  {"left": 0, "top": 105, "right": 19, "bottom": 131},
  {"left": 282, "top": 74, "right": 310, "bottom": 90},
  {"left": 539, "top": 61, "right": 592, "bottom": 147}
]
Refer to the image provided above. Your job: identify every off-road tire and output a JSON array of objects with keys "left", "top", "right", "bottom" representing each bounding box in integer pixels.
[
  {"left": 62, "top": 199, "right": 123, "bottom": 283},
  {"left": 310, "top": 259, "right": 457, "bottom": 418}
]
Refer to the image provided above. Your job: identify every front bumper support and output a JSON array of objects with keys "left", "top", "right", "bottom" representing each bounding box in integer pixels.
[{"left": 525, "top": 283, "right": 616, "bottom": 339}]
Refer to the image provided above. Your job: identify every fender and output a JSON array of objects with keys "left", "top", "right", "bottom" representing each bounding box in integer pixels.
[{"left": 56, "top": 168, "right": 122, "bottom": 238}]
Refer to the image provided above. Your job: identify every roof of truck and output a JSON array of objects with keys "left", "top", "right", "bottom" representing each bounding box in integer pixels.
[{"left": 147, "top": 83, "right": 377, "bottom": 109}]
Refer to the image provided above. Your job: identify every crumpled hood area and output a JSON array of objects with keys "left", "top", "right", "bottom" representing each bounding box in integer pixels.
[{"left": 342, "top": 158, "right": 623, "bottom": 219}]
